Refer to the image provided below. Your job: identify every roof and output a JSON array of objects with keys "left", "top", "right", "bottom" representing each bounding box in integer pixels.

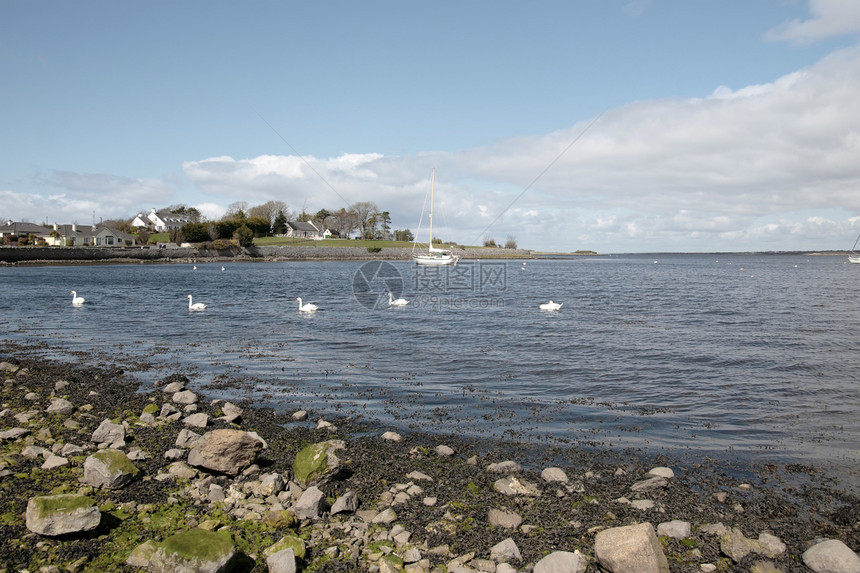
[
  {"left": 287, "top": 221, "right": 319, "bottom": 232},
  {"left": 0, "top": 222, "right": 51, "bottom": 235}
]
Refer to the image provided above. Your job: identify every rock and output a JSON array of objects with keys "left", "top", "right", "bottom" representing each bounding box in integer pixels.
[
  {"left": 41, "top": 454, "right": 69, "bottom": 470},
  {"left": 534, "top": 550, "right": 588, "bottom": 573},
  {"left": 91, "top": 418, "right": 125, "bottom": 447},
  {"left": 486, "top": 460, "right": 522, "bottom": 473},
  {"left": 176, "top": 428, "right": 202, "bottom": 448},
  {"left": 331, "top": 491, "right": 358, "bottom": 515},
  {"left": 0, "top": 427, "right": 30, "bottom": 440},
  {"left": 657, "top": 520, "right": 691, "bottom": 539},
  {"left": 25, "top": 494, "right": 101, "bottom": 536},
  {"left": 541, "top": 467, "right": 569, "bottom": 483},
  {"left": 493, "top": 475, "right": 541, "bottom": 497},
  {"left": 490, "top": 537, "right": 522, "bottom": 563},
  {"left": 182, "top": 412, "right": 209, "bottom": 428},
  {"left": 802, "top": 539, "right": 860, "bottom": 573},
  {"left": 126, "top": 540, "right": 158, "bottom": 568},
  {"left": 259, "top": 472, "right": 285, "bottom": 496},
  {"left": 488, "top": 508, "right": 523, "bottom": 529},
  {"left": 187, "top": 429, "right": 264, "bottom": 476},
  {"left": 631, "top": 476, "right": 669, "bottom": 492},
  {"left": 172, "top": 389, "right": 198, "bottom": 405},
  {"left": 647, "top": 467, "right": 675, "bottom": 479},
  {"left": 292, "top": 440, "right": 344, "bottom": 487},
  {"left": 382, "top": 431, "right": 402, "bottom": 442},
  {"left": 219, "top": 401, "right": 243, "bottom": 423},
  {"left": 407, "top": 470, "right": 433, "bottom": 481},
  {"left": 631, "top": 499, "right": 655, "bottom": 510},
  {"left": 373, "top": 507, "right": 397, "bottom": 525},
  {"left": 163, "top": 380, "right": 186, "bottom": 393},
  {"left": 46, "top": 397, "right": 74, "bottom": 415},
  {"left": 265, "top": 534, "right": 306, "bottom": 560},
  {"left": 594, "top": 522, "right": 670, "bottom": 573},
  {"left": 720, "top": 528, "right": 786, "bottom": 563},
  {"left": 750, "top": 561, "right": 784, "bottom": 573},
  {"left": 435, "top": 444, "right": 455, "bottom": 457},
  {"left": 267, "top": 548, "right": 297, "bottom": 573},
  {"left": 148, "top": 528, "right": 237, "bottom": 573},
  {"left": 295, "top": 486, "right": 326, "bottom": 520},
  {"left": 291, "top": 410, "right": 308, "bottom": 421},
  {"left": 82, "top": 449, "right": 140, "bottom": 489}
]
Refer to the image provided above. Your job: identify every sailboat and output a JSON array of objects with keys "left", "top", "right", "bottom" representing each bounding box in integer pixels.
[
  {"left": 412, "top": 168, "right": 460, "bottom": 266},
  {"left": 850, "top": 232, "right": 860, "bottom": 264}
]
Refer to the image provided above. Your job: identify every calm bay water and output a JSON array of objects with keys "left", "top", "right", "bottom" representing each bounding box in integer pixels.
[{"left": 1, "top": 254, "right": 858, "bottom": 486}]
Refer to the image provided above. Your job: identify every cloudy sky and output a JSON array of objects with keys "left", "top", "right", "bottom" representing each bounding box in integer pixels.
[{"left": 2, "top": 0, "right": 860, "bottom": 253}]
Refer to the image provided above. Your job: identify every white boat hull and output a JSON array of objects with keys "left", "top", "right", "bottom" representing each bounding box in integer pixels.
[
  {"left": 849, "top": 255, "right": 860, "bottom": 264},
  {"left": 413, "top": 253, "right": 459, "bottom": 266}
]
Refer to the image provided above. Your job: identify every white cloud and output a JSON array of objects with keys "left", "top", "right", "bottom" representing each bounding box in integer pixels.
[{"left": 766, "top": 0, "right": 860, "bottom": 42}]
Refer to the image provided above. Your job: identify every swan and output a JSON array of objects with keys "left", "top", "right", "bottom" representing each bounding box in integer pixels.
[
  {"left": 187, "top": 294, "right": 207, "bottom": 311},
  {"left": 221, "top": 266, "right": 225, "bottom": 271},
  {"left": 388, "top": 292, "right": 409, "bottom": 307},
  {"left": 297, "top": 297, "right": 318, "bottom": 312},
  {"left": 70, "top": 291, "right": 85, "bottom": 306},
  {"left": 539, "top": 300, "right": 563, "bottom": 311}
]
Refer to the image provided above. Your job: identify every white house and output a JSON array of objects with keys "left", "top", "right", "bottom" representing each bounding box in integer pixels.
[
  {"left": 131, "top": 208, "right": 192, "bottom": 232},
  {"left": 44, "top": 224, "right": 134, "bottom": 247}
]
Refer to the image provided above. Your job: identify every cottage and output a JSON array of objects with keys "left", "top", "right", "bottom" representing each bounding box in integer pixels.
[
  {"left": 45, "top": 224, "right": 134, "bottom": 247},
  {"left": 0, "top": 221, "right": 51, "bottom": 242},
  {"left": 285, "top": 221, "right": 322, "bottom": 239}
]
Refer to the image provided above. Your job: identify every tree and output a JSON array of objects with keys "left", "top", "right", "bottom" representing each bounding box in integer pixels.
[
  {"left": 394, "top": 229, "right": 414, "bottom": 242},
  {"left": 350, "top": 201, "right": 379, "bottom": 239},
  {"left": 224, "top": 201, "right": 248, "bottom": 220},
  {"left": 505, "top": 235, "right": 518, "bottom": 249},
  {"left": 272, "top": 209, "right": 288, "bottom": 235},
  {"left": 234, "top": 224, "right": 254, "bottom": 247},
  {"left": 313, "top": 209, "right": 331, "bottom": 232},
  {"left": 167, "top": 204, "right": 203, "bottom": 222},
  {"left": 378, "top": 211, "right": 391, "bottom": 240},
  {"left": 248, "top": 200, "right": 290, "bottom": 230},
  {"left": 327, "top": 208, "right": 357, "bottom": 239},
  {"left": 182, "top": 222, "right": 210, "bottom": 243},
  {"left": 483, "top": 236, "right": 497, "bottom": 248}
]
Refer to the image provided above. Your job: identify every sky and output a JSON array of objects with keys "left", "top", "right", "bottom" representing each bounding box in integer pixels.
[{"left": 2, "top": 0, "right": 860, "bottom": 253}]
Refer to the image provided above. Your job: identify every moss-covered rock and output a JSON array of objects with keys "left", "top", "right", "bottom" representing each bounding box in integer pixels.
[
  {"left": 82, "top": 448, "right": 140, "bottom": 489},
  {"left": 292, "top": 440, "right": 344, "bottom": 487},
  {"left": 149, "top": 528, "right": 237, "bottom": 573},
  {"left": 25, "top": 494, "right": 101, "bottom": 536},
  {"left": 264, "top": 532, "right": 307, "bottom": 560}
]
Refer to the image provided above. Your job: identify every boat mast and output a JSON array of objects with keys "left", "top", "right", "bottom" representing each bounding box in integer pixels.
[{"left": 429, "top": 168, "right": 434, "bottom": 252}]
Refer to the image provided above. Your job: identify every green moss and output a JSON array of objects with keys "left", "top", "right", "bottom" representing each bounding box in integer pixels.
[
  {"left": 91, "top": 449, "right": 140, "bottom": 476},
  {"left": 159, "top": 528, "right": 234, "bottom": 561},
  {"left": 466, "top": 481, "right": 480, "bottom": 495},
  {"left": 266, "top": 533, "right": 306, "bottom": 559},
  {"left": 293, "top": 441, "right": 333, "bottom": 486},
  {"left": 142, "top": 403, "right": 159, "bottom": 415},
  {"left": 31, "top": 494, "right": 95, "bottom": 518}
]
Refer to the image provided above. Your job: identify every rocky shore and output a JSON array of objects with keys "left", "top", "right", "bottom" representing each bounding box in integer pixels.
[{"left": 0, "top": 353, "right": 858, "bottom": 572}]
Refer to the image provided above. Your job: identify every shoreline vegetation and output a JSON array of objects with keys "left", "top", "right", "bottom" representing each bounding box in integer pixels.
[
  {"left": 0, "top": 242, "right": 854, "bottom": 266},
  {"left": 0, "top": 347, "right": 858, "bottom": 572}
]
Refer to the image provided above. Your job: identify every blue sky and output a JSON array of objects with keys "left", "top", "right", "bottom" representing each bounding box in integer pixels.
[{"left": 2, "top": 0, "right": 860, "bottom": 252}]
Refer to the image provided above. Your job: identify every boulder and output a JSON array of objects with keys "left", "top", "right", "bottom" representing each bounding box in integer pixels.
[
  {"left": 172, "top": 389, "right": 198, "bottom": 405},
  {"left": 82, "top": 449, "right": 140, "bottom": 489},
  {"left": 219, "top": 401, "right": 243, "bottom": 423},
  {"left": 26, "top": 494, "right": 101, "bottom": 536},
  {"left": 292, "top": 440, "right": 345, "bottom": 487},
  {"left": 331, "top": 491, "right": 358, "bottom": 515},
  {"left": 91, "top": 418, "right": 125, "bottom": 447},
  {"left": 487, "top": 460, "right": 522, "bottom": 474},
  {"left": 594, "top": 522, "right": 670, "bottom": 573},
  {"left": 541, "top": 467, "right": 570, "bottom": 483},
  {"left": 187, "top": 429, "right": 264, "bottom": 476},
  {"left": 264, "top": 534, "right": 306, "bottom": 560},
  {"left": 294, "top": 486, "right": 326, "bottom": 520},
  {"left": 46, "top": 397, "right": 74, "bottom": 415},
  {"left": 490, "top": 537, "right": 522, "bottom": 563},
  {"left": 148, "top": 528, "right": 237, "bottom": 573},
  {"left": 802, "top": 539, "right": 860, "bottom": 573},
  {"left": 657, "top": 519, "right": 691, "bottom": 539},
  {"left": 267, "top": 548, "right": 297, "bottom": 573},
  {"left": 534, "top": 550, "right": 588, "bottom": 573},
  {"left": 488, "top": 508, "right": 523, "bottom": 529}
]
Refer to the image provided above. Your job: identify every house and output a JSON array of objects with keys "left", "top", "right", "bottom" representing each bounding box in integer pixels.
[
  {"left": 285, "top": 221, "right": 321, "bottom": 239},
  {"left": 0, "top": 221, "right": 51, "bottom": 241},
  {"left": 45, "top": 223, "right": 134, "bottom": 247},
  {"left": 131, "top": 208, "right": 193, "bottom": 232}
]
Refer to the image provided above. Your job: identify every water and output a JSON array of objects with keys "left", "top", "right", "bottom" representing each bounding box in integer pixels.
[{"left": 1, "top": 254, "right": 858, "bottom": 487}]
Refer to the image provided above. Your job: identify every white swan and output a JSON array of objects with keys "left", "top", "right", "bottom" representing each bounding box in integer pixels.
[
  {"left": 70, "top": 291, "right": 85, "bottom": 306},
  {"left": 187, "top": 294, "right": 207, "bottom": 311},
  {"left": 297, "top": 297, "right": 318, "bottom": 312},
  {"left": 539, "top": 300, "right": 563, "bottom": 311},
  {"left": 388, "top": 292, "right": 409, "bottom": 306},
  {"left": 221, "top": 266, "right": 225, "bottom": 271}
]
